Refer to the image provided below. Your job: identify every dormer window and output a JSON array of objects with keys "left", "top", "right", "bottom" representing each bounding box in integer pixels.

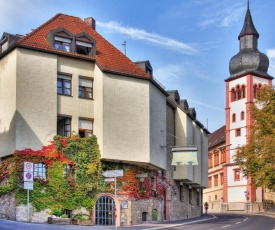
[
  {"left": 76, "top": 41, "right": 92, "bottom": 55},
  {"left": 48, "top": 29, "right": 96, "bottom": 56},
  {"left": 75, "top": 32, "right": 96, "bottom": 56},
  {"left": 0, "top": 37, "right": 8, "bottom": 53},
  {"left": 54, "top": 36, "right": 71, "bottom": 52}
]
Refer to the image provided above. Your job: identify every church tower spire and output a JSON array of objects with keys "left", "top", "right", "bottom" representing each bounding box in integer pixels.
[{"left": 227, "top": 1, "right": 272, "bottom": 80}]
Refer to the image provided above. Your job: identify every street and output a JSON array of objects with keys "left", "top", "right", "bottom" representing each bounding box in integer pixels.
[{"left": 0, "top": 214, "right": 274, "bottom": 230}]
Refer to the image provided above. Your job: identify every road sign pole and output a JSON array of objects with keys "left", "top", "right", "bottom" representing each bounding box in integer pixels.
[
  {"left": 115, "top": 176, "right": 117, "bottom": 230},
  {"left": 27, "top": 189, "right": 29, "bottom": 222}
]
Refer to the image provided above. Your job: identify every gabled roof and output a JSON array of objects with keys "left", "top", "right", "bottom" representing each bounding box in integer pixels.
[
  {"left": 208, "top": 125, "right": 225, "bottom": 149},
  {"left": 15, "top": 13, "right": 150, "bottom": 79}
]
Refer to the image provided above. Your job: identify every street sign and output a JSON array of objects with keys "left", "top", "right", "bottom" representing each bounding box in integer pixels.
[
  {"left": 24, "top": 162, "right": 33, "bottom": 172},
  {"left": 104, "top": 178, "right": 115, "bottom": 182},
  {"left": 24, "top": 181, "right": 33, "bottom": 190},
  {"left": 24, "top": 172, "right": 33, "bottom": 182},
  {"left": 103, "top": 170, "right": 123, "bottom": 178}
]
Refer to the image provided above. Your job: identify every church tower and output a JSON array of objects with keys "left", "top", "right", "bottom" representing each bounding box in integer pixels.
[{"left": 224, "top": 1, "right": 273, "bottom": 205}]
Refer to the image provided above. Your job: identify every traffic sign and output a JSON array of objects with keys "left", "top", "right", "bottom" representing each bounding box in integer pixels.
[
  {"left": 104, "top": 178, "right": 115, "bottom": 182},
  {"left": 103, "top": 170, "right": 123, "bottom": 178},
  {"left": 24, "top": 172, "right": 33, "bottom": 182},
  {"left": 24, "top": 181, "right": 33, "bottom": 190},
  {"left": 24, "top": 162, "right": 33, "bottom": 172}
]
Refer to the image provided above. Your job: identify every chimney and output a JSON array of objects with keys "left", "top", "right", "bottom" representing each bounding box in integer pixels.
[{"left": 84, "top": 17, "right": 96, "bottom": 30}]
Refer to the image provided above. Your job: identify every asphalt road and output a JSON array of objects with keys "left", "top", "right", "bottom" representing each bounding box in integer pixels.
[{"left": 0, "top": 213, "right": 274, "bottom": 230}]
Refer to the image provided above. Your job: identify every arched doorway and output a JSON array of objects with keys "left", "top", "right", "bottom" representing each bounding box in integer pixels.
[{"left": 95, "top": 195, "right": 115, "bottom": 225}]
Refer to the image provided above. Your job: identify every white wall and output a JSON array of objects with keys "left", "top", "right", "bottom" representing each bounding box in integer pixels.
[
  {"left": 101, "top": 73, "right": 167, "bottom": 169},
  {"left": 0, "top": 50, "right": 17, "bottom": 156},
  {"left": 16, "top": 49, "right": 57, "bottom": 151},
  {"left": 149, "top": 83, "right": 167, "bottom": 169}
]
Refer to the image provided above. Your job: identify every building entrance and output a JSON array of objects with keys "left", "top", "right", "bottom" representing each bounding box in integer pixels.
[{"left": 95, "top": 196, "right": 115, "bottom": 226}]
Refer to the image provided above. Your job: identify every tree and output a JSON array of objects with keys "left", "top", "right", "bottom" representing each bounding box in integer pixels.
[{"left": 234, "top": 85, "right": 275, "bottom": 190}]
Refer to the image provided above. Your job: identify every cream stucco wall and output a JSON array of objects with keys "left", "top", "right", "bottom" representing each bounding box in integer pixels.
[
  {"left": 101, "top": 73, "right": 166, "bottom": 169},
  {"left": 173, "top": 107, "right": 208, "bottom": 187},
  {"left": 57, "top": 56, "right": 95, "bottom": 133},
  {"left": 15, "top": 48, "right": 57, "bottom": 151},
  {"left": 0, "top": 50, "right": 17, "bottom": 157},
  {"left": 149, "top": 83, "right": 167, "bottom": 169}
]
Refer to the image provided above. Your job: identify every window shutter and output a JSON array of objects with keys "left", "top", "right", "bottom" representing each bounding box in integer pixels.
[
  {"left": 79, "top": 78, "right": 93, "bottom": 87},
  {"left": 58, "top": 74, "right": 71, "bottom": 80},
  {"left": 76, "top": 41, "right": 92, "bottom": 47},
  {"left": 55, "top": 36, "right": 71, "bottom": 43},
  {"left": 79, "top": 119, "right": 93, "bottom": 130}
]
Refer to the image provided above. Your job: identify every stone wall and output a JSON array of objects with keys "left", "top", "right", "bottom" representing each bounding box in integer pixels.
[
  {"left": 0, "top": 193, "right": 16, "bottom": 220},
  {"left": 131, "top": 198, "right": 162, "bottom": 225},
  {"left": 170, "top": 184, "right": 202, "bottom": 220}
]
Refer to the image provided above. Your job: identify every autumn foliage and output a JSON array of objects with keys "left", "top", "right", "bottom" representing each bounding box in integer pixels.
[{"left": 234, "top": 86, "right": 275, "bottom": 190}]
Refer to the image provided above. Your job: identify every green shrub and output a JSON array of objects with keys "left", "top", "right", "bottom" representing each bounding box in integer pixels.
[
  {"left": 61, "top": 214, "right": 68, "bottom": 218},
  {"left": 52, "top": 209, "right": 63, "bottom": 217}
]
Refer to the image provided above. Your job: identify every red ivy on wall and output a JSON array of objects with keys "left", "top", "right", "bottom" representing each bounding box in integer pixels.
[{"left": 116, "top": 168, "right": 174, "bottom": 200}]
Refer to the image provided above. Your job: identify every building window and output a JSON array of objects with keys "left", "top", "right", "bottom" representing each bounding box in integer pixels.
[
  {"left": 57, "top": 116, "right": 71, "bottom": 137},
  {"left": 78, "top": 118, "right": 93, "bottom": 138},
  {"left": 197, "top": 190, "right": 200, "bottom": 206},
  {"left": 241, "top": 111, "right": 245, "bottom": 120},
  {"left": 234, "top": 169, "right": 240, "bottom": 181},
  {"left": 214, "top": 152, "right": 219, "bottom": 166},
  {"left": 63, "top": 209, "right": 72, "bottom": 218},
  {"left": 54, "top": 36, "right": 71, "bottom": 52},
  {"left": 236, "top": 85, "right": 242, "bottom": 100},
  {"left": 208, "top": 177, "right": 212, "bottom": 188},
  {"left": 214, "top": 175, "right": 218, "bottom": 186},
  {"left": 232, "top": 85, "right": 246, "bottom": 101},
  {"left": 179, "top": 185, "right": 183, "bottom": 202},
  {"left": 236, "top": 128, "right": 241, "bottom": 137},
  {"left": 220, "top": 173, "right": 224, "bottom": 185},
  {"left": 253, "top": 84, "right": 262, "bottom": 98},
  {"left": 0, "top": 36, "right": 8, "bottom": 53},
  {"left": 241, "top": 85, "right": 246, "bottom": 98},
  {"left": 76, "top": 41, "right": 92, "bottom": 55},
  {"left": 231, "top": 88, "right": 236, "bottom": 101},
  {"left": 79, "top": 78, "right": 93, "bottom": 99},
  {"left": 208, "top": 154, "right": 213, "bottom": 168},
  {"left": 215, "top": 195, "right": 218, "bottom": 200},
  {"left": 63, "top": 164, "right": 74, "bottom": 181},
  {"left": 232, "top": 113, "right": 236, "bottom": 122},
  {"left": 189, "top": 187, "right": 192, "bottom": 204},
  {"left": 34, "top": 163, "right": 47, "bottom": 180},
  {"left": 57, "top": 74, "right": 72, "bottom": 96},
  {"left": 221, "top": 150, "right": 226, "bottom": 163}
]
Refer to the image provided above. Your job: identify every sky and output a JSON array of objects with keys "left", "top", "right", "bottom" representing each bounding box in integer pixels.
[{"left": 1, "top": 0, "right": 275, "bottom": 133}]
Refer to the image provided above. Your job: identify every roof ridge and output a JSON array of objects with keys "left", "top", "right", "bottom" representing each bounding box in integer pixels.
[
  {"left": 17, "top": 13, "right": 63, "bottom": 44},
  {"left": 14, "top": 13, "right": 151, "bottom": 80}
]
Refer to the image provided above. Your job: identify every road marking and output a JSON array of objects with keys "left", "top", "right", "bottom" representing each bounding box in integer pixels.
[
  {"left": 142, "top": 215, "right": 217, "bottom": 230},
  {"left": 221, "top": 225, "right": 231, "bottom": 228},
  {"left": 243, "top": 217, "right": 248, "bottom": 221},
  {"left": 236, "top": 222, "right": 241, "bottom": 224}
]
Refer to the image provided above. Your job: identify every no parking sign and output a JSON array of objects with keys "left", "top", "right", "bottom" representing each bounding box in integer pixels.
[
  {"left": 24, "top": 162, "right": 33, "bottom": 172},
  {"left": 24, "top": 172, "right": 33, "bottom": 182},
  {"left": 24, "top": 162, "right": 34, "bottom": 190}
]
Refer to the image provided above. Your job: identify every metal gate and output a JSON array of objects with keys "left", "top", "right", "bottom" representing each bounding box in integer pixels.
[{"left": 95, "top": 196, "right": 115, "bottom": 226}]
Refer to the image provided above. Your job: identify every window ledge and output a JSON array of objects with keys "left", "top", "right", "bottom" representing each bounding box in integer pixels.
[
  {"left": 57, "top": 94, "right": 73, "bottom": 97},
  {"left": 78, "top": 97, "right": 94, "bottom": 100}
]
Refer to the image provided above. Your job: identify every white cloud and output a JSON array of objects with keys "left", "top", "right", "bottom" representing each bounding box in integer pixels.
[
  {"left": 266, "top": 49, "right": 275, "bottom": 76},
  {"left": 198, "top": 2, "right": 245, "bottom": 29},
  {"left": 188, "top": 99, "right": 224, "bottom": 112},
  {"left": 97, "top": 21, "right": 198, "bottom": 55},
  {"left": 154, "top": 64, "right": 184, "bottom": 84}
]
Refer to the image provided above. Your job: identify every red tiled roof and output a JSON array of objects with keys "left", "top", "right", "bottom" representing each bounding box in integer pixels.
[
  {"left": 17, "top": 13, "right": 150, "bottom": 79},
  {"left": 208, "top": 125, "right": 226, "bottom": 149}
]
